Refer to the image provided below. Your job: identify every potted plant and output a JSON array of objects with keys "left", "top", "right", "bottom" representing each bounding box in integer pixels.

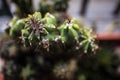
[{"left": 0, "top": 12, "right": 98, "bottom": 80}]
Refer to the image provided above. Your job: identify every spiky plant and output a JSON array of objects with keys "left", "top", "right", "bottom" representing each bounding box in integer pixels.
[{"left": 0, "top": 12, "right": 98, "bottom": 80}]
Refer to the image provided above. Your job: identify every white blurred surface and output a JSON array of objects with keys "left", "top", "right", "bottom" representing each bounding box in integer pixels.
[
  {"left": 68, "top": 0, "right": 120, "bottom": 32},
  {"left": 0, "top": 16, "right": 11, "bottom": 34}
]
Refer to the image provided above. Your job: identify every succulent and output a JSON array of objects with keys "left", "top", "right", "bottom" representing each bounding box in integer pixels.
[
  {"left": 8, "top": 12, "right": 97, "bottom": 55},
  {"left": 1, "top": 12, "right": 98, "bottom": 80}
]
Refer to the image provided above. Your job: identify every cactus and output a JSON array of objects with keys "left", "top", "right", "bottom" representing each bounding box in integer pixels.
[
  {"left": 8, "top": 12, "right": 97, "bottom": 54},
  {"left": 1, "top": 12, "right": 98, "bottom": 80}
]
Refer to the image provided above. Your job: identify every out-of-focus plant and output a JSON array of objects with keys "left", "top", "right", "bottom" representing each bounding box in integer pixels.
[
  {"left": 39, "top": 0, "right": 54, "bottom": 17},
  {"left": 54, "top": 0, "right": 69, "bottom": 12},
  {"left": 0, "top": 12, "right": 98, "bottom": 80},
  {"left": 11, "top": 0, "right": 34, "bottom": 18},
  {"left": 39, "top": 0, "right": 69, "bottom": 16},
  {"left": 77, "top": 47, "right": 120, "bottom": 80}
]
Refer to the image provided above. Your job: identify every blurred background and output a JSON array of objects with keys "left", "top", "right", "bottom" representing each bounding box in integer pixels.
[
  {"left": 0, "top": 0, "right": 120, "bottom": 80},
  {"left": 0, "top": 0, "right": 120, "bottom": 33}
]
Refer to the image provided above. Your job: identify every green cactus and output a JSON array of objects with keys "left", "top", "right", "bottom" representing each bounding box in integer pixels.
[
  {"left": 7, "top": 12, "right": 97, "bottom": 54},
  {"left": 1, "top": 12, "right": 98, "bottom": 80}
]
